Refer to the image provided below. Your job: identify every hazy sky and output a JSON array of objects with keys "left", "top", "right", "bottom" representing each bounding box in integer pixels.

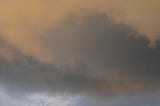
[{"left": 0, "top": 0, "right": 160, "bottom": 106}]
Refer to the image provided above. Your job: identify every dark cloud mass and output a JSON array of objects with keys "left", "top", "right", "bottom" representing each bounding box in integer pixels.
[{"left": 0, "top": 13, "right": 160, "bottom": 98}]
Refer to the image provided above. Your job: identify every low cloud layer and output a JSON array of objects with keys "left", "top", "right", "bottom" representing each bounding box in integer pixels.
[
  {"left": 0, "top": 13, "right": 159, "bottom": 97},
  {"left": 0, "top": 0, "right": 160, "bottom": 99}
]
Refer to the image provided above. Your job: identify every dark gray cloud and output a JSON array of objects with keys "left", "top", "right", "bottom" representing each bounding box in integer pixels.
[{"left": 0, "top": 13, "right": 160, "bottom": 98}]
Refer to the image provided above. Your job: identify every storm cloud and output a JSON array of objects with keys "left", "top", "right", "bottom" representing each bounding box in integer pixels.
[
  {"left": 0, "top": 12, "right": 159, "bottom": 98},
  {"left": 0, "top": 1, "right": 160, "bottom": 106}
]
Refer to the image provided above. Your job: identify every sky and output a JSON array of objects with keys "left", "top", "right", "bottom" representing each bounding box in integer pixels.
[{"left": 0, "top": 0, "right": 160, "bottom": 106}]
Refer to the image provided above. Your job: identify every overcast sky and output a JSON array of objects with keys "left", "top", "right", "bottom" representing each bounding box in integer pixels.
[{"left": 0, "top": 0, "right": 160, "bottom": 106}]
